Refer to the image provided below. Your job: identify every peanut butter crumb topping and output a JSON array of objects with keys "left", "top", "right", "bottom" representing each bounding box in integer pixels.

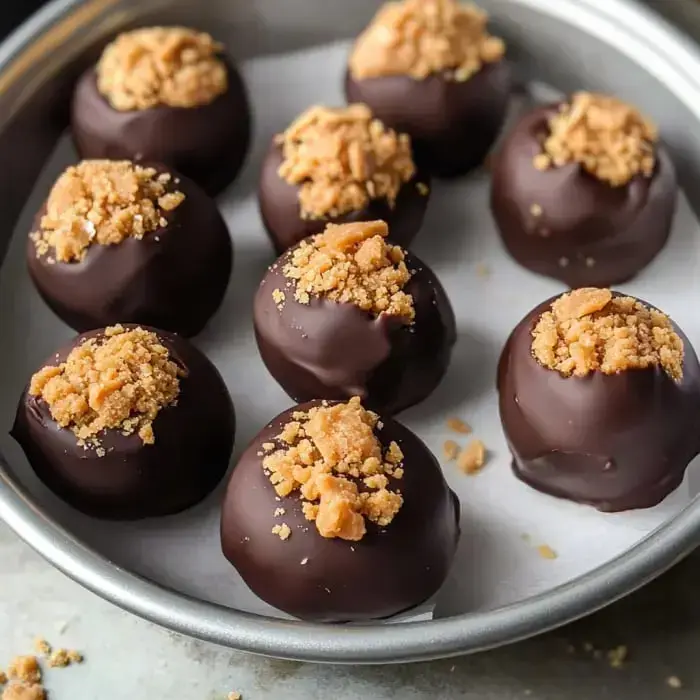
[
  {"left": 31, "top": 160, "right": 185, "bottom": 264},
  {"left": 2, "top": 684, "right": 45, "bottom": 700},
  {"left": 349, "top": 0, "right": 505, "bottom": 81},
  {"left": 531, "top": 288, "right": 683, "bottom": 380},
  {"left": 262, "top": 397, "right": 405, "bottom": 542},
  {"left": 276, "top": 104, "right": 416, "bottom": 219},
  {"left": 534, "top": 92, "right": 658, "bottom": 187},
  {"left": 29, "top": 325, "right": 185, "bottom": 447},
  {"left": 282, "top": 220, "right": 415, "bottom": 321},
  {"left": 6, "top": 658, "right": 40, "bottom": 685},
  {"left": 97, "top": 27, "right": 228, "bottom": 111}
]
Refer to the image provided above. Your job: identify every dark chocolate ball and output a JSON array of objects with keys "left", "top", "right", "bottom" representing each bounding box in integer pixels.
[
  {"left": 27, "top": 165, "right": 232, "bottom": 338},
  {"left": 258, "top": 141, "right": 430, "bottom": 255},
  {"left": 253, "top": 245, "right": 456, "bottom": 415},
  {"left": 11, "top": 326, "right": 235, "bottom": 520},
  {"left": 71, "top": 61, "right": 251, "bottom": 196},
  {"left": 220, "top": 400, "right": 460, "bottom": 622},
  {"left": 490, "top": 103, "right": 678, "bottom": 287},
  {"left": 497, "top": 294, "right": 700, "bottom": 512},
  {"left": 345, "top": 61, "right": 512, "bottom": 178}
]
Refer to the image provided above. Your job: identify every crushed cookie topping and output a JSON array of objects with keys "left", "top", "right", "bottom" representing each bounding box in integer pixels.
[
  {"left": 349, "top": 0, "right": 505, "bottom": 81},
  {"left": 31, "top": 160, "right": 184, "bottom": 264},
  {"left": 531, "top": 288, "right": 683, "bottom": 380},
  {"left": 281, "top": 220, "right": 415, "bottom": 321},
  {"left": 97, "top": 26, "right": 228, "bottom": 111},
  {"left": 262, "top": 397, "right": 405, "bottom": 542},
  {"left": 534, "top": 92, "right": 658, "bottom": 186},
  {"left": 276, "top": 104, "right": 416, "bottom": 220},
  {"left": 29, "top": 325, "right": 186, "bottom": 447}
]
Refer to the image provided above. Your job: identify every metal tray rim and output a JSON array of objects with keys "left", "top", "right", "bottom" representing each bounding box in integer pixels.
[{"left": 2, "top": 0, "right": 700, "bottom": 664}]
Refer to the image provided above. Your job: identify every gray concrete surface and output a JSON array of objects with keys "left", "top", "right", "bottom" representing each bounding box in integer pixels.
[{"left": 1, "top": 521, "right": 697, "bottom": 699}]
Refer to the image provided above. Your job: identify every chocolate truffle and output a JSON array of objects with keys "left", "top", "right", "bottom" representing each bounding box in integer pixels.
[
  {"left": 27, "top": 159, "right": 232, "bottom": 337},
  {"left": 254, "top": 220, "right": 456, "bottom": 415},
  {"left": 258, "top": 103, "right": 430, "bottom": 254},
  {"left": 220, "top": 397, "right": 460, "bottom": 622},
  {"left": 498, "top": 288, "right": 700, "bottom": 512},
  {"left": 345, "top": 0, "right": 511, "bottom": 178},
  {"left": 71, "top": 27, "right": 251, "bottom": 196},
  {"left": 491, "top": 92, "right": 678, "bottom": 287},
  {"left": 12, "top": 324, "right": 235, "bottom": 519}
]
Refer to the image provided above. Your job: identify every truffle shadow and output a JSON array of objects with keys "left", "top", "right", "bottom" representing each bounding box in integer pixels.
[
  {"left": 412, "top": 173, "right": 487, "bottom": 269},
  {"left": 400, "top": 326, "right": 496, "bottom": 422},
  {"left": 196, "top": 222, "right": 274, "bottom": 345}
]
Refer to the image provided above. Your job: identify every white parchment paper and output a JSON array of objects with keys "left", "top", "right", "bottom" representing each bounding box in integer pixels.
[{"left": 1, "top": 41, "right": 699, "bottom": 621}]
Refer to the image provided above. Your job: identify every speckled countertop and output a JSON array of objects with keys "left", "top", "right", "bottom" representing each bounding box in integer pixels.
[{"left": 1, "top": 521, "right": 698, "bottom": 700}]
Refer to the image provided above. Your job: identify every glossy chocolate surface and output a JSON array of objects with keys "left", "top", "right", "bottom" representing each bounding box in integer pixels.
[
  {"left": 258, "top": 142, "right": 430, "bottom": 255},
  {"left": 220, "top": 399, "right": 460, "bottom": 622},
  {"left": 497, "top": 296, "right": 700, "bottom": 512},
  {"left": 71, "top": 62, "right": 251, "bottom": 196},
  {"left": 11, "top": 326, "right": 235, "bottom": 520},
  {"left": 254, "top": 247, "right": 456, "bottom": 415},
  {"left": 345, "top": 61, "right": 511, "bottom": 178},
  {"left": 27, "top": 166, "right": 232, "bottom": 337},
  {"left": 490, "top": 103, "right": 678, "bottom": 287}
]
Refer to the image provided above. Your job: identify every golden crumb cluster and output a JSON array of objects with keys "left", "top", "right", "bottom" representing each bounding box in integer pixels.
[
  {"left": 531, "top": 288, "right": 683, "bottom": 380},
  {"left": 276, "top": 104, "right": 416, "bottom": 219},
  {"left": 31, "top": 160, "right": 185, "bottom": 264},
  {"left": 262, "top": 397, "right": 405, "bottom": 542},
  {"left": 1, "top": 641, "right": 84, "bottom": 700},
  {"left": 29, "top": 325, "right": 185, "bottom": 447},
  {"left": 534, "top": 92, "right": 658, "bottom": 187},
  {"left": 2, "top": 656, "right": 42, "bottom": 700},
  {"left": 281, "top": 220, "right": 415, "bottom": 321},
  {"left": 349, "top": 0, "right": 505, "bottom": 81},
  {"left": 97, "top": 26, "right": 228, "bottom": 111}
]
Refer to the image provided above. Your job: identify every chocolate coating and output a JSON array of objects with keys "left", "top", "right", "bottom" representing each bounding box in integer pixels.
[
  {"left": 345, "top": 61, "right": 511, "bottom": 178},
  {"left": 220, "top": 400, "right": 460, "bottom": 622},
  {"left": 27, "top": 166, "right": 232, "bottom": 337},
  {"left": 490, "top": 103, "right": 678, "bottom": 287},
  {"left": 497, "top": 295, "right": 700, "bottom": 512},
  {"left": 11, "top": 326, "right": 235, "bottom": 520},
  {"left": 258, "top": 142, "right": 430, "bottom": 255},
  {"left": 71, "top": 62, "right": 251, "bottom": 196},
  {"left": 254, "top": 248, "right": 456, "bottom": 415}
]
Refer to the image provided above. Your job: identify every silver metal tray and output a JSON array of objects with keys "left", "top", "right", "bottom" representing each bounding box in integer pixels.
[{"left": 2, "top": 0, "right": 700, "bottom": 664}]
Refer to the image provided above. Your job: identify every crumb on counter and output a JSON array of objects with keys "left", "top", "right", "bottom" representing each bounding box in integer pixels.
[
  {"left": 446, "top": 417, "right": 471, "bottom": 434},
  {"left": 7, "top": 658, "right": 40, "bottom": 685},
  {"left": 31, "top": 641, "right": 49, "bottom": 660},
  {"left": 666, "top": 676, "right": 683, "bottom": 689},
  {"left": 443, "top": 440, "right": 460, "bottom": 461},
  {"left": 536, "top": 544, "right": 558, "bottom": 560},
  {"left": 1, "top": 684, "right": 45, "bottom": 700},
  {"left": 457, "top": 439, "right": 486, "bottom": 475},
  {"left": 475, "top": 263, "right": 490, "bottom": 278},
  {"left": 607, "top": 645, "right": 628, "bottom": 669}
]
